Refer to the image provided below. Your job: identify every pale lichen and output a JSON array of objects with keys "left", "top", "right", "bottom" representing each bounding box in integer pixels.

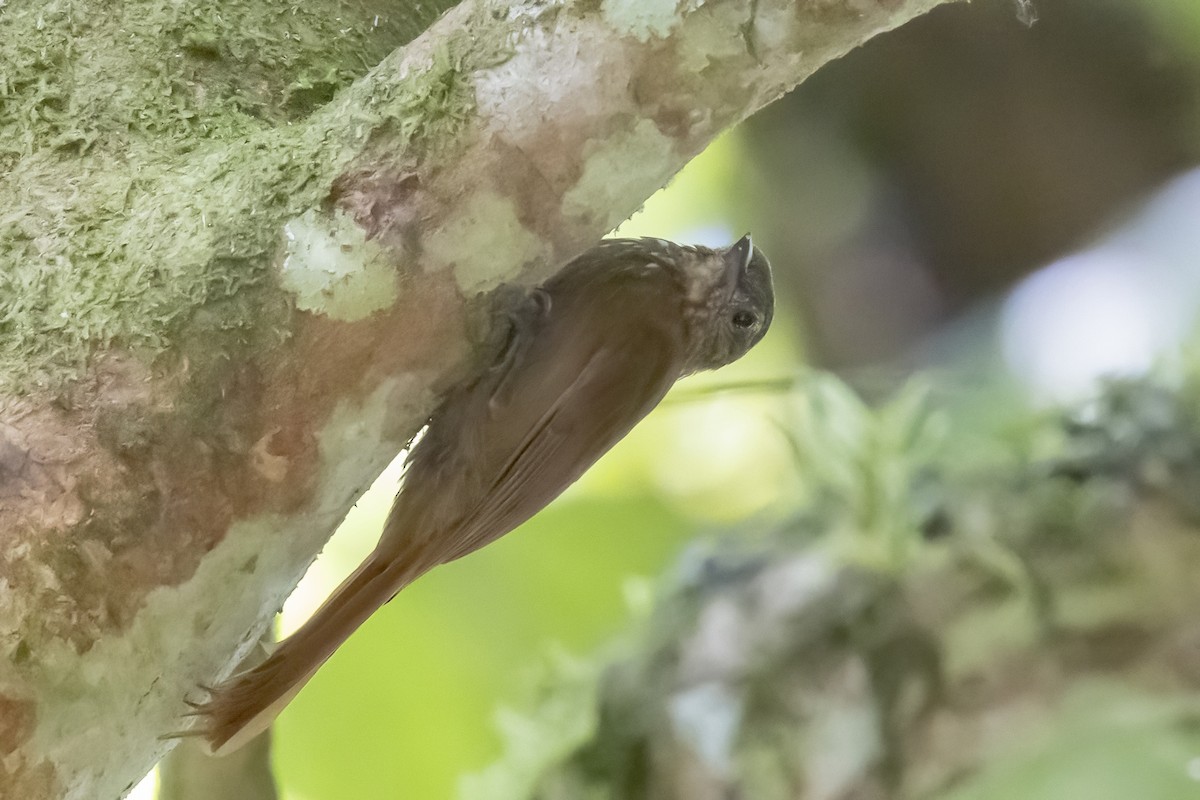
[
  {"left": 280, "top": 210, "right": 400, "bottom": 322},
  {"left": 676, "top": 3, "right": 752, "bottom": 74},
  {"left": 601, "top": 0, "right": 683, "bottom": 42},
  {"left": 423, "top": 190, "right": 545, "bottom": 293},
  {"left": 561, "top": 119, "right": 679, "bottom": 231}
]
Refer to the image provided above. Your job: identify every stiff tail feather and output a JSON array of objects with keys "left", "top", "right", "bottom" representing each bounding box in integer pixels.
[{"left": 189, "top": 552, "right": 423, "bottom": 755}]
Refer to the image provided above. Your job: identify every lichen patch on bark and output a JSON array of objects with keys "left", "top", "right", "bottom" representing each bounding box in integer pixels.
[
  {"left": 281, "top": 210, "right": 401, "bottom": 321},
  {"left": 601, "top": 0, "right": 683, "bottom": 43},
  {"left": 424, "top": 190, "right": 546, "bottom": 293},
  {"left": 561, "top": 119, "right": 679, "bottom": 231},
  {"left": 673, "top": 3, "right": 753, "bottom": 74}
]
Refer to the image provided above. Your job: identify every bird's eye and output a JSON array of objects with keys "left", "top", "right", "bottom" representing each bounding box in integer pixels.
[{"left": 731, "top": 310, "right": 757, "bottom": 329}]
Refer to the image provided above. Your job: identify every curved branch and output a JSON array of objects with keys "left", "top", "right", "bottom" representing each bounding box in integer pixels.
[{"left": 0, "top": 0, "right": 949, "bottom": 796}]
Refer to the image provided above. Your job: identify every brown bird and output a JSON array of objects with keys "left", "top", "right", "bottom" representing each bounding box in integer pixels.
[{"left": 190, "top": 235, "right": 774, "bottom": 753}]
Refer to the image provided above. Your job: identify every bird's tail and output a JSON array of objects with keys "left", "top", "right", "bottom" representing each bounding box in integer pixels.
[{"left": 191, "top": 551, "right": 425, "bottom": 755}]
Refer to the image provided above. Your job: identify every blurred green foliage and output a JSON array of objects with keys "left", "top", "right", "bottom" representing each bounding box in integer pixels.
[
  {"left": 429, "top": 362, "right": 1200, "bottom": 800},
  {"left": 782, "top": 374, "right": 948, "bottom": 571},
  {"left": 936, "top": 681, "right": 1200, "bottom": 800}
]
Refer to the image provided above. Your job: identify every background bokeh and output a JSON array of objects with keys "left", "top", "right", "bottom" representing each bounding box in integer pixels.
[{"left": 142, "top": 0, "right": 1200, "bottom": 796}]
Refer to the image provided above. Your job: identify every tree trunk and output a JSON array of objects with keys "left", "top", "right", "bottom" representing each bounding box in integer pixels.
[{"left": 0, "top": 0, "right": 951, "bottom": 797}]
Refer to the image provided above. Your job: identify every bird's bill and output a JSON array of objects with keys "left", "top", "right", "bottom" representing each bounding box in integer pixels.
[{"left": 722, "top": 234, "right": 754, "bottom": 287}]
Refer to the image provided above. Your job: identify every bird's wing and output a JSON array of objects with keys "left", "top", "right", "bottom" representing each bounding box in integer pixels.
[{"left": 436, "top": 330, "right": 678, "bottom": 565}]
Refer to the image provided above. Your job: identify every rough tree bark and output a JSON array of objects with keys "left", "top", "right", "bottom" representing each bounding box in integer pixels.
[{"left": 0, "top": 0, "right": 950, "bottom": 797}]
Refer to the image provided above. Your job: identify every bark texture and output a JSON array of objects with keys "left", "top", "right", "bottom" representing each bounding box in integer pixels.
[{"left": 0, "top": 0, "right": 949, "bottom": 797}]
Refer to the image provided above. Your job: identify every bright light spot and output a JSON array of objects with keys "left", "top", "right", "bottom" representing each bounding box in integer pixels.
[
  {"left": 668, "top": 682, "right": 743, "bottom": 772},
  {"left": 609, "top": 220, "right": 735, "bottom": 248},
  {"left": 1001, "top": 251, "right": 1180, "bottom": 403},
  {"left": 128, "top": 768, "right": 156, "bottom": 800},
  {"left": 1001, "top": 167, "right": 1200, "bottom": 403},
  {"left": 650, "top": 393, "right": 789, "bottom": 520},
  {"left": 673, "top": 223, "right": 737, "bottom": 248}
]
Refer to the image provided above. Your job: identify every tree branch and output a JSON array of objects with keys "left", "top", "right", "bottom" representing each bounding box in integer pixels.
[{"left": 0, "top": 1, "right": 950, "bottom": 796}]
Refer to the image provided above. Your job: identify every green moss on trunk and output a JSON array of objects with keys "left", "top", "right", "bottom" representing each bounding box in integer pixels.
[{"left": 0, "top": 0, "right": 468, "bottom": 390}]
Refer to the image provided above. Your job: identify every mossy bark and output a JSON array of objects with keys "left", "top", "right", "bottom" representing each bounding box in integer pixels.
[{"left": 0, "top": 0, "right": 950, "bottom": 797}]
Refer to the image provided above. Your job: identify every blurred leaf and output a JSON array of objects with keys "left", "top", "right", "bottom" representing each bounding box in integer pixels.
[
  {"left": 783, "top": 374, "right": 949, "bottom": 571},
  {"left": 458, "top": 652, "right": 600, "bottom": 800},
  {"left": 933, "top": 681, "right": 1200, "bottom": 800}
]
